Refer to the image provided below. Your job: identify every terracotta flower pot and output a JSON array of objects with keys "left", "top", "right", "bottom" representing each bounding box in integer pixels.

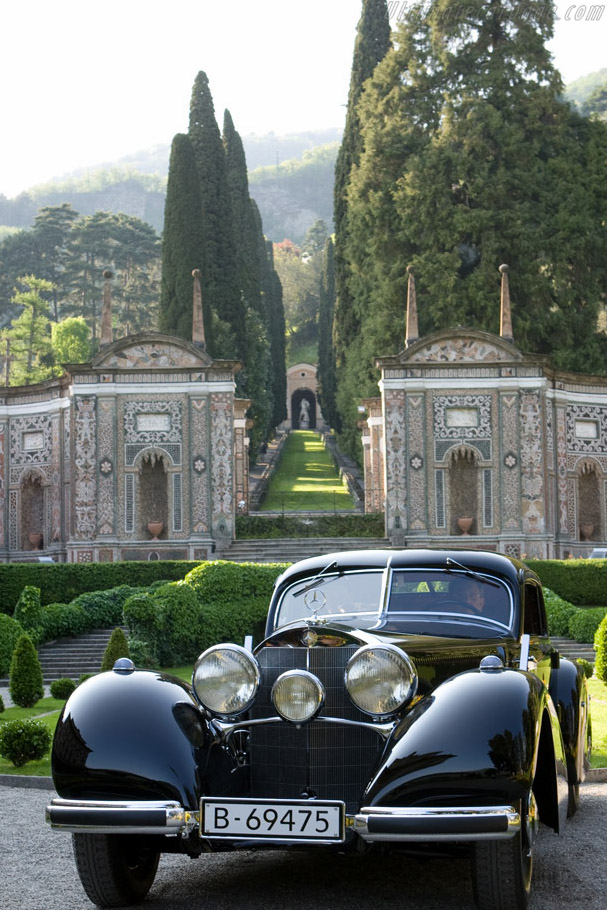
[
  {"left": 580, "top": 523, "right": 594, "bottom": 541},
  {"left": 28, "top": 532, "right": 43, "bottom": 549},
  {"left": 147, "top": 521, "right": 163, "bottom": 541},
  {"left": 457, "top": 517, "right": 473, "bottom": 536}
]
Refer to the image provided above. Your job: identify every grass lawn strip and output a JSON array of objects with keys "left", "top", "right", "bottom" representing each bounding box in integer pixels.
[{"left": 261, "top": 431, "right": 355, "bottom": 511}]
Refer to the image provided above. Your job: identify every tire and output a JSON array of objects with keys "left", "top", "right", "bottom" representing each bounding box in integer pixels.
[
  {"left": 72, "top": 833, "right": 160, "bottom": 908},
  {"left": 471, "top": 795, "right": 537, "bottom": 910}
]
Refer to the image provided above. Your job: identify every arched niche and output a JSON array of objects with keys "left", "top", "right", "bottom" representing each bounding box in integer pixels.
[
  {"left": 20, "top": 469, "right": 46, "bottom": 550},
  {"left": 577, "top": 458, "right": 602, "bottom": 541},
  {"left": 291, "top": 389, "right": 316, "bottom": 430},
  {"left": 136, "top": 449, "right": 169, "bottom": 540},
  {"left": 448, "top": 445, "right": 479, "bottom": 536}
]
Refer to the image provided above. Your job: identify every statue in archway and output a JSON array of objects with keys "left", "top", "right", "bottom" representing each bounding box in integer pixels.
[{"left": 299, "top": 398, "right": 310, "bottom": 428}]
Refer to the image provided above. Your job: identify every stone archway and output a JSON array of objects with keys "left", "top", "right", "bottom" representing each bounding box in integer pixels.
[{"left": 291, "top": 389, "right": 317, "bottom": 430}]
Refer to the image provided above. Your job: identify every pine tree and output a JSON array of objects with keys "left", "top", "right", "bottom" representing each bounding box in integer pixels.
[
  {"left": 2, "top": 276, "right": 55, "bottom": 385},
  {"left": 337, "top": 0, "right": 607, "bottom": 450},
  {"left": 188, "top": 72, "right": 244, "bottom": 357},
  {"left": 159, "top": 133, "right": 213, "bottom": 346}
]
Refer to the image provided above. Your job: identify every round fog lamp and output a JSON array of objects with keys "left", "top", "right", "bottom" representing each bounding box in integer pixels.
[
  {"left": 193, "top": 644, "right": 259, "bottom": 716},
  {"left": 272, "top": 670, "right": 324, "bottom": 723},
  {"left": 345, "top": 644, "right": 416, "bottom": 716}
]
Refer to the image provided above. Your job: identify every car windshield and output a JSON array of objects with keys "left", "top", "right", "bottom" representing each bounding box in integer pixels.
[
  {"left": 274, "top": 569, "right": 385, "bottom": 629},
  {"left": 381, "top": 569, "right": 513, "bottom": 635}
]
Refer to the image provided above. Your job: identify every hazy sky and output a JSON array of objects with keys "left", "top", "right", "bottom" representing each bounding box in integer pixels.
[{"left": 0, "top": 0, "right": 604, "bottom": 198}]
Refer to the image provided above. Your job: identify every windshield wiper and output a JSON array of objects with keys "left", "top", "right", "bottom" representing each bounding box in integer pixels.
[
  {"left": 445, "top": 557, "right": 501, "bottom": 588},
  {"left": 292, "top": 561, "right": 340, "bottom": 598}
]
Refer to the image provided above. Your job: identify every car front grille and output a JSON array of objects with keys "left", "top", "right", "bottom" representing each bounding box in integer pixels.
[{"left": 249, "top": 646, "right": 385, "bottom": 813}]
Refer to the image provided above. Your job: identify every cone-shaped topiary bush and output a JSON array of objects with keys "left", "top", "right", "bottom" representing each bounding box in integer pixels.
[
  {"left": 100, "top": 627, "right": 130, "bottom": 672},
  {"left": 595, "top": 614, "right": 607, "bottom": 684},
  {"left": 0, "top": 718, "right": 51, "bottom": 766},
  {"left": 0, "top": 613, "right": 24, "bottom": 676},
  {"left": 9, "top": 633, "right": 44, "bottom": 707}
]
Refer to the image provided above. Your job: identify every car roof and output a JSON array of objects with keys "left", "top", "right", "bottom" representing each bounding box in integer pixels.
[{"left": 274, "top": 548, "right": 526, "bottom": 589}]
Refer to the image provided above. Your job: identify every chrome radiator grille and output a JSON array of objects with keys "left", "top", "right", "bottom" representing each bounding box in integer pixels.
[{"left": 249, "top": 646, "right": 384, "bottom": 813}]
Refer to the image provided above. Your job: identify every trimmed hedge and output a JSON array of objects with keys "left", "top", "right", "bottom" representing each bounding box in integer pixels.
[
  {"left": 50, "top": 677, "right": 77, "bottom": 699},
  {"left": 0, "top": 613, "right": 24, "bottom": 676},
  {"left": 568, "top": 607, "right": 607, "bottom": 644},
  {"left": 235, "top": 514, "right": 385, "bottom": 539},
  {"left": 595, "top": 615, "right": 607, "bottom": 683},
  {"left": 0, "top": 560, "right": 199, "bottom": 615},
  {"left": 183, "top": 560, "right": 287, "bottom": 604},
  {"left": 543, "top": 589, "right": 578, "bottom": 636},
  {"left": 526, "top": 559, "right": 607, "bottom": 606}
]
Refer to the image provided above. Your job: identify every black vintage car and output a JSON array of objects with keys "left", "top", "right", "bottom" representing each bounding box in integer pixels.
[{"left": 47, "top": 549, "right": 590, "bottom": 910}]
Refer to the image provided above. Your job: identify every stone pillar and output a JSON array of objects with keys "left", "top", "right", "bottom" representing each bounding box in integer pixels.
[
  {"left": 233, "top": 398, "right": 251, "bottom": 515},
  {"left": 361, "top": 398, "right": 384, "bottom": 513}
]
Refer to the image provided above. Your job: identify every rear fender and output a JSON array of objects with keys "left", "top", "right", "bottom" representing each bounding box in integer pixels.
[
  {"left": 548, "top": 655, "right": 590, "bottom": 786},
  {"left": 365, "top": 667, "right": 567, "bottom": 829}
]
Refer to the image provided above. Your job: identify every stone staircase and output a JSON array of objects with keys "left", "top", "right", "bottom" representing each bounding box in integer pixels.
[
  {"left": 0, "top": 629, "right": 117, "bottom": 686},
  {"left": 550, "top": 636, "right": 596, "bottom": 664},
  {"left": 221, "top": 537, "right": 394, "bottom": 564}
]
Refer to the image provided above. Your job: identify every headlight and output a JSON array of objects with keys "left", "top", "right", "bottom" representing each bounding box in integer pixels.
[
  {"left": 272, "top": 670, "right": 324, "bottom": 723},
  {"left": 193, "top": 645, "right": 260, "bottom": 716},
  {"left": 345, "top": 644, "right": 416, "bottom": 716}
]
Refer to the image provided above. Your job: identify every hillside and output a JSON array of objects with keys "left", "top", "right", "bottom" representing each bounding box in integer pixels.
[{"left": 0, "top": 129, "right": 341, "bottom": 242}]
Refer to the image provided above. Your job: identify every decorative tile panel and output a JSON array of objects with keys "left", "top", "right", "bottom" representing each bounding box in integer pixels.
[
  {"left": 73, "top": 397, "right": 97, "bottom": 539},
  {"left": 384, "top": 389, "right": 407, "bottom": 529},
  {"left": 406, "top": 394, "right": 426, "bottom": 530},
  {"left": 566, "top": 405, "right": 607, "bottom": 454},
  {"left": 210, "top": 393, "right": 234, "bottom": 535},
  {"left": 520, "top": 391, "right": 545, "bottom": 533},
  {"left": 191, "top": 399, "right": 210, "bottom": 533},
  {"left": 10, "top": 415, "right": 52, "bottom": 466}
]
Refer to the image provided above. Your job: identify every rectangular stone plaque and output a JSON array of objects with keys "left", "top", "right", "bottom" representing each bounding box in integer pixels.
[
  {"left": 445, "top": 408, "right": 479, "bottom": 428},
  {"left": 575, "top": 419, "right": 598, "bottom": 439},
  {"left": 136, "top": 413, "right": 171, "bottom": 433},
  {"left": 23, "top": 431, "right": 44, "bottom": 451}
]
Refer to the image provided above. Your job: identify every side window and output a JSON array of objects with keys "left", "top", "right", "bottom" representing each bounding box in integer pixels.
[{"left": 523, "top": 583, "right": 546, "bottom": 636}]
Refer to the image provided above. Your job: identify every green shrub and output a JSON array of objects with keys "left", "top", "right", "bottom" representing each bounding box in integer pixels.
[
  {"left": 0, "top": 561, "right": 197, "bottom": 615},
  {"left": 0, "top": 694, "right": 4, "bottom": 712},
  {"left": 184, "top": 560, "right": 286, "bottom": 605},
  {"left": 152, "top": 583, "right": 202, "bottom": 665},
  {"left": 0, "top": 613, "right": 24, "bottom": 676},
  {"left": 568, "top": 607, "right": 607, "bottom": 644},
  {"left": 235, "top": 513, "right": 384, "bottom": 539},
  {"left": 127, "top": 638, "right": 158, "bottom": 669},
  {"left": 13, "top": 586, "right": 43, "bottom": 639},
  {"left": 0, "top": 719, "right": 52, "bottom": 767},
  {"left": 100, "top": 628, "right": 130, "bottom": 672},
  {"left": 595, "top": 615, "right": 607, "bottom": 683},
  {"left": 77, "top": 673, "right": 94, "bottom": 686},
  {"left": 9, "top": 634, "right": 44, "bottom": 708},
  {"left": 196, "top": 598, "right": 269, "bottom": 654},
  {"left": 39, "top": 602, "right": 88, "bottom": 643},
  {"left": 72, "top": 586, "right": 141, "bottom": 628},
  {"left": 123, "top": 592, "right": 160, "bottom": 640},
  {"left": 50, "top": 677, "right": 77, "bottom": 699},
  {"left": 576, "top": 658, "right": 594, "bottom": 679},
  {"left": 543, "top": 589, "right": 578, "bottom": 636}
]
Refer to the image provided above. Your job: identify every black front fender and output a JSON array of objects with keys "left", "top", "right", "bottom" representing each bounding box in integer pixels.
[
  {"left": 51, "top": 669, "right": 213, "bottom": 808},
  {"left": 365, "top": 667, "right": 566, "bottom": 815}
]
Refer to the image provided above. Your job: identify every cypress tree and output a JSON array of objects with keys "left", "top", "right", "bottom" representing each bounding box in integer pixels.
[
  {"left": 333, "top": 0, "right": 391, "bottom": 372},
  {"left": 189, "top": 72, "right": 244, "bottom": 357},
  {"left": 317, "top": 236, "right": 339, "bottom": 430},
  {"left": 159, "top": 133, "right": 213, "bottom": 347}
]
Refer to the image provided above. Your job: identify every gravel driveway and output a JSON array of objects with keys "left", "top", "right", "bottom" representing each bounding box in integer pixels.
[{"left": 1, "top": 781, "right": 605, "bottom": 910}]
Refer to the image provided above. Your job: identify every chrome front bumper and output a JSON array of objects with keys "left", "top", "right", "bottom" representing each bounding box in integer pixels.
[
  {"left": 46, "top": 798, "right": 198, "bottom": 835},
  {"left": 353, "top": 805, "right": 521, "bottom": 842},
  {"left": 47, "top": 798, "right": 520, "bottom": 843}
]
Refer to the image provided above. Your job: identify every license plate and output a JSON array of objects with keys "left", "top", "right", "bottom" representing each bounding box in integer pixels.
[{"left": 201, "top": 797, "right": 345, "bottom": 841}]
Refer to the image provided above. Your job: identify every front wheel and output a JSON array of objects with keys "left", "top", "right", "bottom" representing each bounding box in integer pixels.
[
  {"left": 72, "top": 833, "right": 160, "bottom": 908},
  {"left": 471, "top": 794, "right": 537, "bottom": 910}
]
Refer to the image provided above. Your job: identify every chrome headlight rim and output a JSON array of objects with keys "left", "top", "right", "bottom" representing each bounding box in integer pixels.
[
  {"left": 271, "top": 669, "right": 325, "bottom": 724},
  {"left": 345, "top": 642, "right": 417, "bottom": 718},
  {"left": 192, "top": 643, "right": 260, "bottom": 718}
]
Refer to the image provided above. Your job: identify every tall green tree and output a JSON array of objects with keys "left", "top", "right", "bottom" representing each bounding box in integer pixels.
[
  {"left": 337, "top": 0, "right": 607, "bottom": 451},
  {"left": 1, "top": 276, "right": 54, "bottom": 385},
  {"left": 333, "top": 0, "right": 391, "bottom": 376},
  {"left": 160, "top": 133, "right": 214, "bottom": 345},
  {"left": 317, "top": 236, "right": 339, "bottom": 430},
  {"left": 188, "top": 72, "right": 244, "bottom": 357},
  {"left": 51, "top": 316, "right": 91, "bottom": 365},
  {"left": 32, "top": 204, "right": 79, "bottom": 320}
]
